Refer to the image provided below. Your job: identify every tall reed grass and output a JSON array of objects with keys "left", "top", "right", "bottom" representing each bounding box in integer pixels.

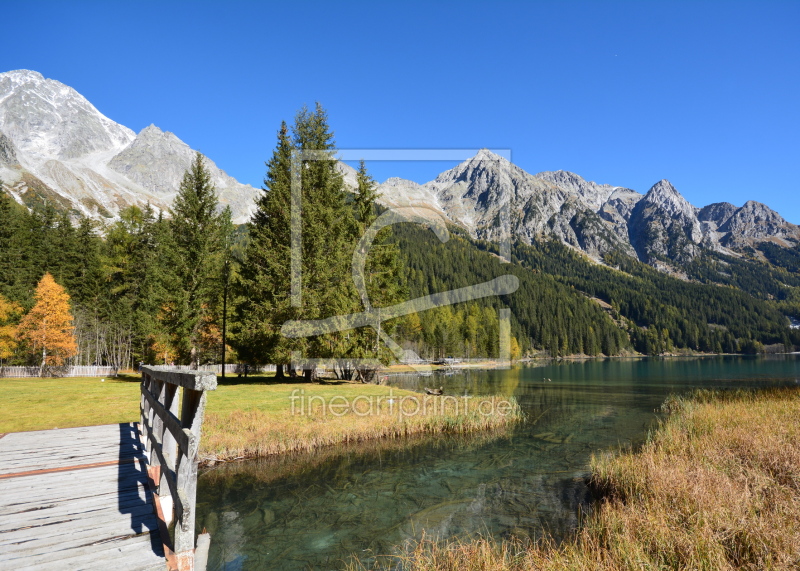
[{"left": 201, "top": 393, "right": 522, "bottom": 462}]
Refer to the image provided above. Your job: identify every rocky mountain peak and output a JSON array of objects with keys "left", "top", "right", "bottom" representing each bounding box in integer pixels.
[
  {"left": 643, "top": 179, "right": 698, "bottom": 218},
  {"left": 0, "top": 69, "right": 134, "bottom": 161},
  {"left": 698, "top": 202, "right": 737, "bottom": 225},
  {"left": 628, "top": 179, "right": 703, "bottom": 263},
  {"left": 0, "top": 69, "right": 257, "bottom": 223},
  {"left": 535, "top": 170, "right": 620, "bottom": 211},
  {"left": 720, "top": 200, "right": 799, "bottom": 245}
]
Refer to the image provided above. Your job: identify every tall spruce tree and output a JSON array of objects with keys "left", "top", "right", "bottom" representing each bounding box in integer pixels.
[
  {"left": 237, "top": 104, "right": 365, "bottom": 380},
  {"left": 164, "top": 152, "right": 232, "bottom": 367},
  {"left": 235, "top": 121, "right": 293, "bottom": 376},
  {"left": 350, "top": 160, "right": 406, "bottom": 376}
]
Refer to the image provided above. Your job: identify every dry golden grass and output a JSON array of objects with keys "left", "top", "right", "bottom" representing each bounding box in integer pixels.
[
  {"left": 202, "top": 389, "right": 521, "bottom": 462},
  {"left": 352, "top": 387, "right": 800, "bottom": 571}
]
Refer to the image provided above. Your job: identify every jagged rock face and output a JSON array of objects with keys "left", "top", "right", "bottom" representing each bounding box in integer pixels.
[
  {"left": 547, "top": 197, "right": 636, "bottom": 258},
  {"left": 628, "top": 180, "right": 703, "bottom": 264},
  {"left": 0, "top": 130, "right": 19, "bottom": 167},
  {"left": 535, "top": 170, "right": 618, "bottom": 211},
  {"left": 593, "top": 187, "right": 642, "bottom": 245},
  {"left": 0, "top": 70, "right": 258, "bottom": 223},
  {"left": 425, "top": 150, "right": 572, "bottom": 244},
  {"left": 720, "top": 201, "right": 800, "bottom": 247},
  {"left": 375, "top": 177, "right": 446, "bottom": 222},
  {"left": 698, "top": 202, "right": 737, "bottom": 225}
]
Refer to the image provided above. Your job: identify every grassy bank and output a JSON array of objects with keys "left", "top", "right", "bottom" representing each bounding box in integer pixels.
[
  {"left": 355, "top": 386, "right": 800, "bottom": 570},
  {"left": 201, "top": 383, "right": 521, "bottom": 462},
  {"left": 0, "top": 376, "right": 521, "bottom": 462}
]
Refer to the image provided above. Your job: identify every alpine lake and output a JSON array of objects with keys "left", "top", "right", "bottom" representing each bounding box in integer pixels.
[{"left": 197, "top": 355, "right": 800, "bottom": 570}]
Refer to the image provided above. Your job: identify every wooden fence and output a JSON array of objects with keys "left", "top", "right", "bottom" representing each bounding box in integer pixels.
[
  {"left": 168, "top": 364, "right": 276, "bottom": 374},
  {"left": 0, "top": 365, "right": 119, "bottom": 378},
  {"left": 140, "top": 366, "right": 216, "bottom": 571}
]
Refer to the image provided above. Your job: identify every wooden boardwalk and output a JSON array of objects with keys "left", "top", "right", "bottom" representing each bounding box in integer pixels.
[{"left": 0, "top": 423, "right": 167, "bottom": 571}]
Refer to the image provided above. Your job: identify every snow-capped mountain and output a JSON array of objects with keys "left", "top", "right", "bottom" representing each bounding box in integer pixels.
[{"left": 0, "top": 70, "right": 258, "bottom": 223}]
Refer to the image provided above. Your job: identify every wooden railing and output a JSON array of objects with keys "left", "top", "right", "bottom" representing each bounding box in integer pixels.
[{"left": 140, "top": 366, "right": 216, "bottom": 571}]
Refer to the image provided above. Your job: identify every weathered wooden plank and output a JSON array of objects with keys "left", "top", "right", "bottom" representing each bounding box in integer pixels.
[
  {"left": 0, "top": 463, "right": 147, "bottom": 495},
  {"left": 0, "top": 442, "right": 143, "bottom": 462},
  {"left": 0, "top": 475, "right": 147, "bottom": 506},
  {"left": 7, "top": 530, "right": 165, "bottom": 570},
  {"left": 0, "top": 423, "right": 136, "bottom": 444},
  {"left": 0, "top": 436, "right": 141, "bottom": 454},
  {"left": 0, "top": 457, "right": 143, "bottom": 479},
  {"left": 0, "top": 507, "right": 160, "bottom": 547},
  {"left": 0, "top": 485, "right": 153, "bottom": 521},
  {"left": 1, "top": 519, "right": 161, "bottom": 555},
  {"left": 0, "top": 488, "right": 150, "bottom": 518},
  {"left": 0, "top": 496, "right": 154, "bottom": 530}
]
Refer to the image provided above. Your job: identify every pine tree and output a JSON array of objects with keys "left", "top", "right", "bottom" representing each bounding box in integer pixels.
[
  {"left": 235, "top": 121, "right": 293, "bottom": 375},
  {"left": 163, "top": 153, "right": 232, "bottom": 368},
  {"left": 350, "top": 159, "right": 406, "bottom": 373},
  {"left": 17, "top": 273, "right": 77, "bottom": 376}
]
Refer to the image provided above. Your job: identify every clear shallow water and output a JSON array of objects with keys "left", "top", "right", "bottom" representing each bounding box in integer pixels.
[{"left": 197, "top": 355, "right": 800, "bottom": 570}]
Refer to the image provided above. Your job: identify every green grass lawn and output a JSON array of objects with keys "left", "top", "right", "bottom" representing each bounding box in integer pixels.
[
  {"left": 0, "top": 374, "right": 437, "bottom": 433},
  {"left": 0, "top": 375, "right": 142, "bottom": 433}
]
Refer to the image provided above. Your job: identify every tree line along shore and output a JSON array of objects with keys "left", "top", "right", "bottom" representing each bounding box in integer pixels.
[{"left": 2, "top": 103, "right": 799, "bottom": 378}]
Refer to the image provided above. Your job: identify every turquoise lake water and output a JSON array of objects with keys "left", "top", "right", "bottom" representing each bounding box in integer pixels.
[{"left": 197, "top": 355, "right": 800, "bottom": 570}]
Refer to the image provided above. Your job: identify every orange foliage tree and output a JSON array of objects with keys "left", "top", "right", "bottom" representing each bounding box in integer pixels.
[
  {"left": 0, "top": 293, "right": 22, "bottom": 362},
  {"left": 17, "top": 273, "right": 77, "bottom": 375}
]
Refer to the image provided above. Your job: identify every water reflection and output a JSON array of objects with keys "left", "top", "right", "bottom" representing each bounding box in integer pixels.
[{"left": 197, "top": 355, "right": 800, "bottom": 570}]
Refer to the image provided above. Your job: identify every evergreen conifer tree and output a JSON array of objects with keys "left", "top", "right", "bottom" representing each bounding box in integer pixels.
[
  {"left": 163, "top": 153, "right": 232, "bottom": 367},
  {"left": 237, "top": 105, "right": 375, "bottom": 380}
]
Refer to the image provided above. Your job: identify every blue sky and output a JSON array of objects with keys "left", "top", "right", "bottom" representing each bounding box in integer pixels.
[{"left": 3, "top": 1, "right": 799, "bottom": 222}]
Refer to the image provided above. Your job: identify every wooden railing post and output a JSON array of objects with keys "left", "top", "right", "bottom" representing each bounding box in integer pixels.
[{"left": 139, "top": 366, "right": 216, "bottom": 571}]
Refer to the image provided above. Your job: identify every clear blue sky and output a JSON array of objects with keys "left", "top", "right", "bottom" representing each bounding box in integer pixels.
[{"left": 3, "top": 1, "right": 799, "bottom": 222}]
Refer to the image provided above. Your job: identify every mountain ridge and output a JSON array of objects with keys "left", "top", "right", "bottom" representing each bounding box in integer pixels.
[
  {"left": 0, "top": 69, "right": 258, "bottom": 223},
  {"left": 2, "top": 69, "right": 797, "bottom": 271}
]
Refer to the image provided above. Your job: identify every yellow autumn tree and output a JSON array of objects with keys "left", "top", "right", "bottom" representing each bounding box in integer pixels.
[
  {"left": 17, "top": 273, "right": 77, "bottom": 376},
  {"left": 0, "top": 293, "right": 22, "bottom": 362},
  {"left": 510, "top": 336, "right": 522, "bottom": 362}
]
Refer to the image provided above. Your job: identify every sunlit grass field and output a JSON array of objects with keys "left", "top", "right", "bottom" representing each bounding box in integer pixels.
[{"left": 0, "top": 374, "right": 521, "bottom": 460}]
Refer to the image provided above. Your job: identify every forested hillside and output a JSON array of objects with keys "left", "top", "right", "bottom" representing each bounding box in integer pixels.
[
  {"left": 0, "top": 152, "right": 232, "bottom": 371},
  {"left": 391, "top": 224, "right": 630, "bottom": 357},
  {"left": 391, "top": 224, "right": 799, "bottom": 356}
]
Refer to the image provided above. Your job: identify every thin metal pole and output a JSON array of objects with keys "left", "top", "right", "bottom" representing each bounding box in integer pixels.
[{"left": 222, "top": 259, "right": 229, "bottom": 380}]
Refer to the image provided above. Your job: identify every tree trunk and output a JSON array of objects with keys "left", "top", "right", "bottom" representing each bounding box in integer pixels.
[
  {"left": 39, "top": 347, "right": 46, "bottom": 378},
  {"left": 303, "top": 368, "right": 315, "bottom": 383},
  {"left": 275, "top": 364, "right": 285, "bottom": 379}
]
